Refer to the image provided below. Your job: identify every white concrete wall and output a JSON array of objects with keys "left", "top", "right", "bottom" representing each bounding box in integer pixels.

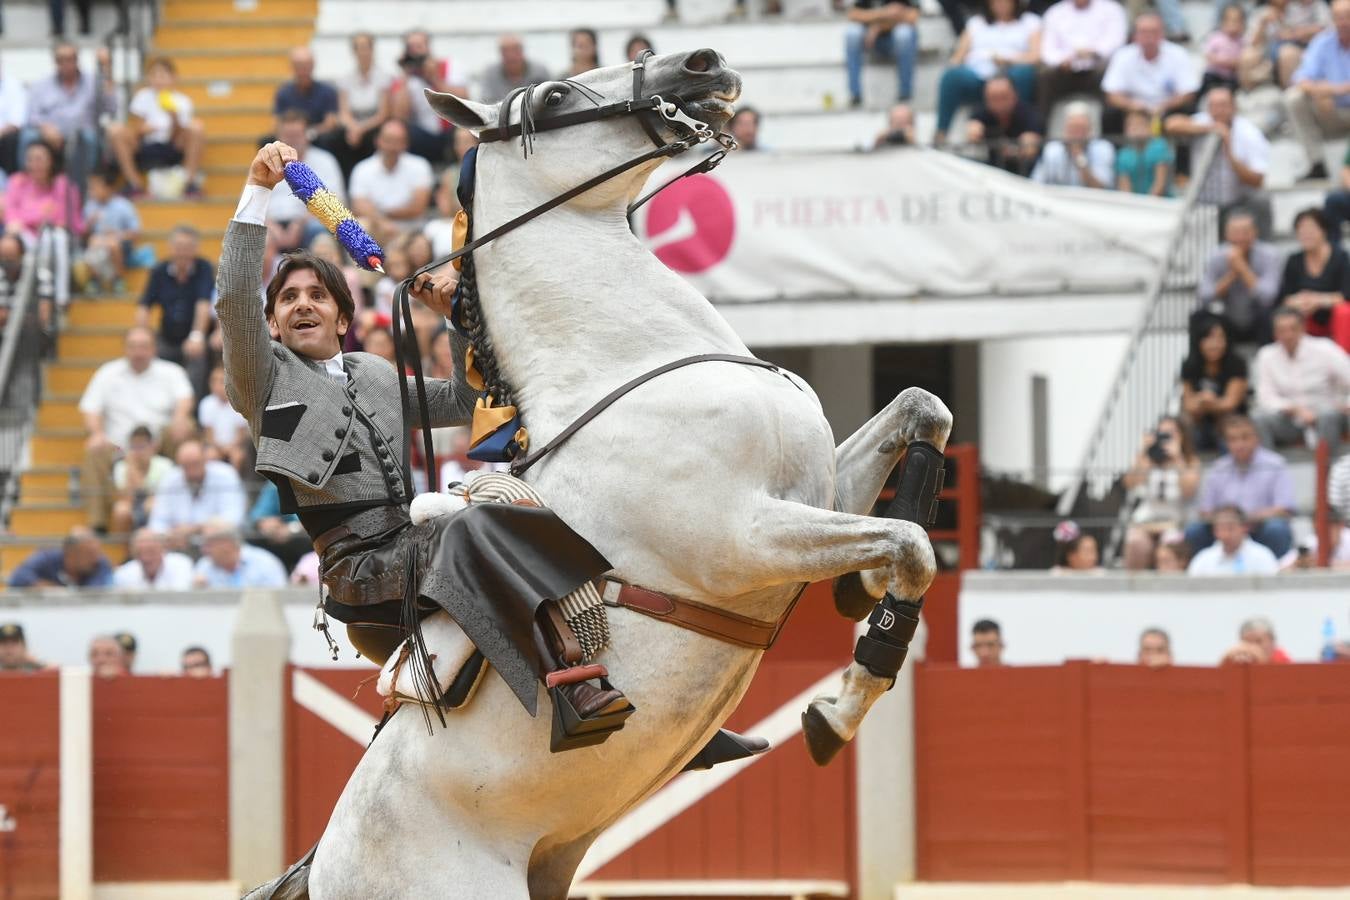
[{"left": 978, "top": 333, "right": 1131, "bottom": 488}]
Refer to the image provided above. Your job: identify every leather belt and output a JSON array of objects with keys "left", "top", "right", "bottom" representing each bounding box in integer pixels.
[
  {"left": 599, "top": 578, "right": 801, "bottom": 651},
  {"left": 314, "top": 505, "right": 411, "bottom": 557}
]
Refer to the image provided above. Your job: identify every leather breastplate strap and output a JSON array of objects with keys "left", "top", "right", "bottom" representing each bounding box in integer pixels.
[{"left": 600, "top": 578, "right": 807, "bottom": 651}]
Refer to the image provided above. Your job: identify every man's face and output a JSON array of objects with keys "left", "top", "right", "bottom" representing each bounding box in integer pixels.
[
  {"left": 985, "top": 81, "right": 1015, "bottom": 119},
  {"left": 971, "top": 630, "right": 1004, "bottom": 666},
  {"left": 147, "top": 63, "right": 174, "bottom": 91},
  {"left": 181, "top": 651, "right": 212, "bottom": 677},
  {"left": 133, "top": 534, "right": 165, "bottom": 571},
  {"left": 500, "top": 38, "right": 525, "bottom": 74},
  {"left": 1273, "top": 314, "right": 1303, "bottom": 354},
  {"left": 1334, "top": 0, "right": 1350, "bottom": 42},
  {"left": 204, "top": 536, "right": 241, "bottom": 571},
  {"left": 291, "top": 48, "right": 314, "bottom": 83},
  {"left": 376, "top": 123, "right": 408, "bottom": 159},
  {"left": 1063, "top": 114, "right": 1090, "bottom": 142},
  {"left": 730, "top": 112, "right": 758, "bottom": 149},
  {"left": 169, "top": 233, "right": 198, "bottom": 267},
  {"left": 1138, "top": 633, "right": 1172, "bottom": 667},
  {"left": 0, "top": 639, "right": 25, "bottom": 667},
  {"left": 1207, "top": 90, "right": 1234, "bottom": 125},
  {"left": 268, "top": 268, "right": 349, "bottom": 359},
  {"left": 63, "top": 540, "right": 99, "bottom": 578},
  {"left": 405, "top": 32, "right": 430, "bottom": 58},
  {"left": 54, "top": 46, "right": 78, "bottom": 81},
  {"left": 1225, "top": 423, "right": 1258, "bottom": 464},
  {"left": 177, "top": 444, "right": 207, "bottom": 484},
  {"left": 277, "top": 118, "right": 308, "bottom": 154},
  {"left": 1225, "top": 216, "right": 1255, "bottom": 249},
  {"left": 124, "top": 328, "right": 155, "bottom": 372},
  {"left": 1240, "top": 626, "right": 1274, "bottom": 660},
  {"left": 1135, "top": 16, "right": 1163, "bottom": 54},
  {"left": 88, "top": 639, "right": 126, "bottom": 678},
  {"left": 888, "top": 105, "right": 914, "bottom": 132},
  {"left": 1213, "top": 511, "right": 1248, "bottom": 553}
]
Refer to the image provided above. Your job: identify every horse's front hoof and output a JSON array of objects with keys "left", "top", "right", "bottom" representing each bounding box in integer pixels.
[
  {"left": 802, "top": 700, "right": 849, "bottom": 767},
  {"left": 832, "top": 572, "right": 874, "bottom": 621}
]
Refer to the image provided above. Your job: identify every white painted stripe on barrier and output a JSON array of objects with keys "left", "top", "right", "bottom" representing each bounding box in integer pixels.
[
  {"left": 94, "top": 882, "right": 240, "bottom": 900},
  {"left": 570, "top": 879, "right": 850, "bottom": 899},
  {"left": 894, "top": 886, "right": 1350, "bottom": 899},
  {"left": 574, "top": 668, "right": 846, "bottom": 882},
  {"left": 291, "top": 669, "right": 379, "bottom": 745},
  {"left": 59, "top": 667, "right": 92, "bottom": 900}
]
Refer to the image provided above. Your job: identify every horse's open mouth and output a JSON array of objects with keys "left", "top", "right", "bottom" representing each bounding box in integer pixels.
[{"left": 683, "top": 90, "right": 740, "bottom": 128}]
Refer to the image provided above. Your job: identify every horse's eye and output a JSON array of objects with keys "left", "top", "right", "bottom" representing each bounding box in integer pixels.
[{"left": 545, "top": 89, "right": 566, "bottom": 108}]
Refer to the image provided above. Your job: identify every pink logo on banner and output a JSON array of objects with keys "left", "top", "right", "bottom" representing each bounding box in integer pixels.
[{"left": 644, "top": 174, "right": 735, "bottom": 274}]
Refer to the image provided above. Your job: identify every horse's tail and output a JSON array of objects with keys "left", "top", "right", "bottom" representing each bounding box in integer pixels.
[{"left": 240, "top": 845, "right": 315, "bottom": 900}]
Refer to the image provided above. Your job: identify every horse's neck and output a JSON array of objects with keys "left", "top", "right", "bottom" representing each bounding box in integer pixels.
[{"left": 471, "top": 201, "right": 747, "bottom": 430}]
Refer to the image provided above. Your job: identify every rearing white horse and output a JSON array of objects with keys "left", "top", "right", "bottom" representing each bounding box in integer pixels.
[{"left": 252, "top": 49, "right": 950, "bottom": 900}]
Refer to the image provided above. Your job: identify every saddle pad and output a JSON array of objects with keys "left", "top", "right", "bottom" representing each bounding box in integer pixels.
[{"left": 377, "top": 611, "right": 482, "bottom": 709}]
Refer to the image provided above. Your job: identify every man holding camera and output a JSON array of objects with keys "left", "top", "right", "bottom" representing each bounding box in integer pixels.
[{"left": 390, "top": 29, "right": 466, "bottom": 164}]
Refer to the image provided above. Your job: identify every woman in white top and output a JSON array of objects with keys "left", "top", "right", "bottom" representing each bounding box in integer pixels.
[
  {"left": 1121, "top": 415, "right": 1202, "bottom": 569},
  {"left": 935, "top": 0, "right": 1041, "bottom": 143},
  {"left": 106, "top": 57, "right": 206, "bottom": 196},
  {"left": 333, "top": 32, "right": 392, "bottom": 177}
]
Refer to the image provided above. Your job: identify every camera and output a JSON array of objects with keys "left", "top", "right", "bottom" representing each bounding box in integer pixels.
[
  {"left": 1145, "top": 431, "right": 1170, "bottom": 465},
  {"left": 882, "top": 130, "right": 911, "bottom": 147},
  {"left": 399, "top": 52, "right": 428, "bottom": 73}
]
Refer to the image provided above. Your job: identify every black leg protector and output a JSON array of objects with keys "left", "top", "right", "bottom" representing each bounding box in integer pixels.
[{"left": 854, "top": 592, "right": 923, "bottom": 681}]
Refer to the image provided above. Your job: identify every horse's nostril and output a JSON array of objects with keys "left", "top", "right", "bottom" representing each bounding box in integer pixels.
[{"left": 684, "top": 48, "right": 720, "bottom": 75}]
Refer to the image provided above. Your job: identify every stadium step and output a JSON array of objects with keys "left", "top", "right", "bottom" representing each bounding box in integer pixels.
[
  {"left": 36, "top": 400, "right": 85, "bottom": 431},
  {"left": 0, "top": 539, "right": 129, "bottom": 579},
  {"left": 67, "top": 298, "right": 142, "bottom": 328},
  {"left": 137, "top": 199, "right": 236, "bottom": 232},
  {"left": 17, "top": 467, "right": 76, "bottom": 503},
  {"left": 45, "top": 362, "right": 100, "bottom": 396},
  {"left": 202, "top": 166, "right": 249, "bottom": 196},
  {"left": 196, "top": 108, "right": 273, "bottom": 137},
  {"left": 170, "top": 51, "right": 292, "bottom": 80},
  {"left": 28, "top": 431, "right": 86, "bottom": 469},
  {"left": 154, "top": 19, "right": 314, "bottom": 52},
  {"left": 162, "top": 0, "right": 318, "bottom": 22},
  {"left": 10, "top": 500, "right": 87, "bottom": 536},
  {"left": 180, "top": 78, "right": 279, "bottom": 111},
  {"left": 146, "top": 229, "right": 224, "bottom": 261},
  {"left": 206, "top": 136, "right": 265, "bottom": 169},
  {"left": 57, "top": 328, "right": 129, "bottom": 362}
]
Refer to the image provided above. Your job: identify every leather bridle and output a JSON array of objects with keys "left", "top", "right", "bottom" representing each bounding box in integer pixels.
[{"left": 392, "top": 51, "right": 739, "bottom": 495}]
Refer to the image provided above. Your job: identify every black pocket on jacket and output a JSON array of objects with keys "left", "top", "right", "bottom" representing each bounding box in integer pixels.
[
  {"left": 333, "top": 451, "right": 362, "bottom": 476},
  {"left": 261, "top": 402, "right": 306, "bottom": 441}
]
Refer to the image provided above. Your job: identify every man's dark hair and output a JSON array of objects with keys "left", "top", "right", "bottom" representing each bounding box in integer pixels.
[
  {"left": 182, "top": 645, "right": 211, "bottom": 665},
  {"left": 1271, "top": 304, "right": 1305, "bottom": 328},
  {"left": 1220, "top": 412, "right": 1254, "bottom": 435},
  {"left": 1140, "top": 626, "right": 1171, "bottom": 647},
  {"left": 265, "top": 251, "right": 356, "bottom": 322},
  {"left": 169, "top": 224, "right": 200, "bottom": 243},
  {"left": 972, "top": 618, "right": 1001, "bottom": 637},
  {"left": 730, "top": 106, "right": 760, "bottom": 128},
  {"left": 278, "top": 108, "right": 309, "bottom": 127},
  {"left": 129, "top": 424, "right": 153, "bottom": 442},
  {"left": 88, "top": 164, "right": 119, "bottom": 185},
  {"left": 1212, "top": 504, "right": 1247, "bottom": 525}
]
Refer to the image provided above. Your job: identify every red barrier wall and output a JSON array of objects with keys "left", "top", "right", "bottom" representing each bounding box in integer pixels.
[
  {"left": 916, "top": 661, "right": 1350, "bottom": 886},
  {"left": 92, "top": 675, "right": 230, "bottom": 881},
  {"left": 0, "top": 672, "right": 60, "bottom": 900}
]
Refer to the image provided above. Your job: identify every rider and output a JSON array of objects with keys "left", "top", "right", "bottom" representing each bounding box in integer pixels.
[{"left": 217, "top": 142, "right": 627, "bottom": 727}]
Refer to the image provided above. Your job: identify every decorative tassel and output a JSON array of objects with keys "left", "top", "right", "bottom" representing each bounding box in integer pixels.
[{"left": 283, "top": 161, "right": 385, "bottom": 272}]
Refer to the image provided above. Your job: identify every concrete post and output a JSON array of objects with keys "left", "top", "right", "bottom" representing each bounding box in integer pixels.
[
  {"left": 808, "top": 344, "right": 874, "bottom": 438},
  {"left": 855, "top": 618, "right": 926, "bottom": 900},
  {"left": 59, "top": 666, "right": 92, "bottom": 900},
  {"left": 229, "top": 590, "right": 291, "bottom": 889}
]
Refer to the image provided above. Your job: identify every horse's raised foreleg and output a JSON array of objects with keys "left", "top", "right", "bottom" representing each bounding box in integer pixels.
[{"left": 834, "top": 386, "right": 952, "bottom": 516}]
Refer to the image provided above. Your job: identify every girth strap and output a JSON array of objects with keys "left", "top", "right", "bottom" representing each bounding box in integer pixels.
[
  {"left": 509, "top": 353, "right": 789, "bottom": 478},
  {"left": 601, "top": 579, "right": 808, "bottom": 651}
]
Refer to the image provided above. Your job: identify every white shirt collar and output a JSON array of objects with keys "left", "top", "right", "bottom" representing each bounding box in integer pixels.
[{"left": 322, "top": 351, "right": 346, "bottom": 382}]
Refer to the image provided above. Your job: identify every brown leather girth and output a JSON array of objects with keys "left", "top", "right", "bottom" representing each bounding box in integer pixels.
[{"left": 603, "top": 580, "right": 806, "bottom": 651}]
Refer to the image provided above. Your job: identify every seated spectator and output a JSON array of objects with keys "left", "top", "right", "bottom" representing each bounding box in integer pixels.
[
  {"left": 477, "top": 34, "right": 551, "bottom": 104},
  {"left": 1242, "top": 0, "right": 1330, "bottom": 90},
  {"left": 963, "top": 74, "right": 1044, "bottom": 173},
  {"left": 136, "top": 225, "right": 214, "bottom": 392},
  {"left": 1185, "top": 414, "right": 1295, "bottom": 556},
  {"left": 729, "top": 107, "right": 762, "bottom": 151},
  {"left": 1030, "top": 101, "right": 1114, "bottom": 187},
  {"left": 198, "top": 366, "right": 248, "bottom": 472},
  {"left": 192, "top": 521, "right": 288, "bottom": 589},
  {"left": 247, "top": 479, "right": 309, "bottom": 571},
  {"left": 112, "top": 527, "right": 193, "bottom": 590},
  {"left": 290, "top": 550, "right": 321, "bottom": 586},
  {"left": 1222, "top": 616, "right": 1292, "bottom": 663},
  {"left": 423, "top": 168, "right": 463, "bottom": 258},
  {"left": 21, "top": 43, "right": 115, "bottom": 186},
  {"left": 1201, "top": 5, "right": 1247, "bottom": 96},
  {"left": 181, "top": 646, "right": 213, "bottom": 677},
  {"left": 5, "top": 139, "right": 83, "bottom": 311},
  {"left": 1122, "top": 416, "right": 1201, "bottom": 569},
  {"left": 0, "top": 56, "right": 26, "bottom": 174},
  {"left": 114, "top": 632, "right": 138, "bottom": 671},
  {"left": 331, "top": 32, "right": 392, "bottom": 179},
  {"left": 1322, "top": 143, "right": 1350, "bottom": 240},
  {"left": 1115, "top": 108, "right": 1174, "bottom": 195},
  {"left": 625, "top": 34, "right": 655, "bottom": 62},
  {"left": 1154, "top": 532, "right": 1192, "bottom": 570},
  {"left": 0, "top": 623, "right": 43, "bottom": 672},
  {"left": 1284, "top": 0, "right": 1350, "bottom": 181},
  {"left": 562, "top": 27, "right": 601, "bottom": 78},
  {"left": 309, "top": 233, "right": 365, "bottom": 307},
  {"left": 1137, "top": 627, "right": 1173, "bottom": 666},
  {"left": 88, "top": 635, "right": 129, "bottom": 678},
  {"left": 106, "top": 57, "right": 205, "bottom": 198},
  {"left": 78, "top": 326, "right": 194, "bottom": 531},
  {"left": 1050, "top": 520, "right": 1103, "bottom": 573},
  {"left": 1196, "top": 213, "right": 1281, "bottom": 346},
  {"left": 1280, "top": 511, "right": 1350, "bottom": 568},
  {"left": 81, "top": 166, "right": 140, "bottom": 292},
  {"left": 389, "top": 29, "right": 466, "bottom": 164},
  {"left": 874, "top": 102, "right": 918, "bottom": 147},
  {"left": 844, "top": 0, "right": 921, "bottom": 106},
  {"left": 1277, "top": 209, "right": 1350, "bottom": 345},
  {"left": 0, "top": 234, "right": 25, "bottom": 328},
  {"left": 1035, "top": 0, "right": 1127, "bottom": 122},
  {"left": 934, "top": 0, "right": 1042, "bottom": 145},
  {"left": 266, "top": 110, "right": 346, "bottom": 258},
  {"left": 1102, "top": 14, "right": 1200, "bottom": 137},
  {"left": 350, "top": 120, "right": 433, "bottom": 243},
  {"left": 1180, "top": 316, "right": 1250, "bottom": 451},
  {"left": 363, "top": 325, "right": 397, "bottom": 365},
  {"left": 147, "top": 440, "right": 248, "bottom": 550},
  {"left": 109, "top": 424, "right": 173, "bottom": 533},
  {"left": 7, "top": 526, "right": 111, "bottom": 589},
  {"left": 1164, "top": 87, "right": 1271, "bottom": 236},
  {"left": 273, "top": 46, "right": 339, "bottom": 143},
  {"left": 971, "top": 618, "right": 1005, "bottom": 666},
  {"left": 1252, "top": 306, "right": 1350, "bottom": 450},
  {"left": 1188, "top": 504, "right": 1281, "bottom": 574},
  {"left": 426, "top": 328, "right": 454, "bottom": 380}
]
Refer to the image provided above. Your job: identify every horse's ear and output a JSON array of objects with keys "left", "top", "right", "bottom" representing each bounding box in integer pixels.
[{"left": 424, "top": 90, "right": 497, "bottom": 133}]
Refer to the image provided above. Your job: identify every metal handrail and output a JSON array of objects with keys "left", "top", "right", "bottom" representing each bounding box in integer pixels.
[
  {"left": 1056, "top": 133, "right": 1222, "bottom": 522},
  {"left": 0, "top": 249, "right": 40, "bottom": 411}
]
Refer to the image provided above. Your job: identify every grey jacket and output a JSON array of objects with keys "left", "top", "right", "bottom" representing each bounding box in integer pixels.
[{"left": 215, "top": 220, "right": 474, "bottom": 515}]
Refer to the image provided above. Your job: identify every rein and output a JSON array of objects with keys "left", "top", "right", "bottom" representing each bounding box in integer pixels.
[{"left": 392, "top": 52, "right": 738, "bottom": 493}]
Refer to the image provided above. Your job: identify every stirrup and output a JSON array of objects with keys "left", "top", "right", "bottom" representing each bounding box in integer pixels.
[
  {"left": 682, "top": 728, "right": 770, "bottom": 772},
  {"left": 548, "top": 674, "right": 635, "bottom": 753}
]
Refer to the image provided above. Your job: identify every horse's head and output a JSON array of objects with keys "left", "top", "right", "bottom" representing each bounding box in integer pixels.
[{"left": 426, "top": 49, "right": 741, "bottom": 211}]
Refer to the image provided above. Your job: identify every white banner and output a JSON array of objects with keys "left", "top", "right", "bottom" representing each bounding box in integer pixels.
[{"left": 634, "top": 147, "right": 1180, "bottom": 302}]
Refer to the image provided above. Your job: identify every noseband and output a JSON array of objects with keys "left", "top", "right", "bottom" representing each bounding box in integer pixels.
[{"left": 392, "top": 51, "right": 739, "bottom": 495}]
